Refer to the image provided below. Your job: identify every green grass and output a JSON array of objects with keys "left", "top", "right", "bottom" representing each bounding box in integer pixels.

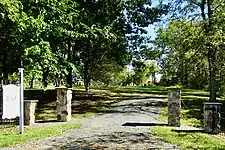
[
  {"left": 110, "top": 86, "right": 168, "bottom": 95},
  {"left": 0, "top": 123, "right": 80, "bottom": 147},
  {"left": 158, "top": 107, "right": 202, "bottom": 127},
  {"left": 72, "top": 112, "right": 95, "bottom": 118},
  {"left": 151, "top": 86, "right": 225, "bottom": 149},
  {"left": 151, "top": 127, "right": 225, "bottom": 149}
]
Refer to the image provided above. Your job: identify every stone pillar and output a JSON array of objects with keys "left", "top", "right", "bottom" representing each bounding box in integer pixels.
[
  {"left": 56, "top": 87, "right": 72, "bottom": 122},
  {"left": 168, "top": 88, "right": 181, "bottom": 127},
  {"left": 203, "top": 102, "right": 222, "bottom": 134},
  {"left": 24, "top": 100, "right": 38, "bottom": 126}
]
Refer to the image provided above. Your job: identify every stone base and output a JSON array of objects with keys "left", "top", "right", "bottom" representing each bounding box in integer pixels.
[
  {"left": 24, "top": 100, "right": 38, "bottom": 126},
  {"left": 168, "top": 88, "right": 181, "bottom": 127},
  {"left": 203, "top": 102, "right": 222, "bottom": 134},
  {"left": 56, "top": 88, "right": 72, "bottom": 122},
  {"left": 168, "top": 102, "right": 181, "bottom": 127}
]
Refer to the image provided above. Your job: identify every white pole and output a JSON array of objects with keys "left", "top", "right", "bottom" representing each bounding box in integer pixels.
[{"left": 18, "top": 68, "right": 24, "bottom": 134}]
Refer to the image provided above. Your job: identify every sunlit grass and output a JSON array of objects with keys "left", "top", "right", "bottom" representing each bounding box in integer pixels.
[
  {"left": 151, "top": 127, "right": 225, "bottom": 149},
  {"left": 158, "top": 107, "right": 202, "bottom": 128},
  {"left": 72, "top": 112, "right": 95, "bottom": 118},
  {"left": 0, "top": 123, "right": 80, "bottom": 147}
]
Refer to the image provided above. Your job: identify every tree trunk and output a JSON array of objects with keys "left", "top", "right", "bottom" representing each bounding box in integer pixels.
[
  {"left": 84, "top": 63, "right": 90, "bottom": 92},
  {"left": 2, "top": 50, "right": 8, "bottom": 84},
  {"left": 207, "top": 0, "right": 216, "bottom": 101},
  {"left": 55, "top": 74, "right": 59, "bottom": 87},
  {"left": 152, "top": 72, "right": 156, "bottom": 83},
  {"left": 29, "top": 75, "right": 35, "bottom": 88},
  {"left": 42, "top": 68, "right": 49, "bottom": 88},
  {"left": 208, "top": 49, "right": 217, "bottom": 101},
  {"left": 67, "top": 41, "right": 73, "bottom": 88},
  {"left": 184, "top": 63, "right": 189, "bottom": 87}
]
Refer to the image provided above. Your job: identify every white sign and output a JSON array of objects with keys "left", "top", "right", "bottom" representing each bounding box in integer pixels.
[{"left": 2, "top": 84, "right": 20, "bottom": 119}]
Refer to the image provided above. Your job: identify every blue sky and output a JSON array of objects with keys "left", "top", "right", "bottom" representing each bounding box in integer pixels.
[
  {"left": 127, "top": 0, "right": 167, "bottom": 81},
  {"left": 146, "top": 0, "right": 168, "bottom": 40},
  {"left": 146, "top": 24, "right": 157, "bottom": 40}
]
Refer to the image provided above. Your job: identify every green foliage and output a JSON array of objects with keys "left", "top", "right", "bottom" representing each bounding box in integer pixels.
[
  {"left": 131, "top": 60, "right": 150, "bottom": 85},
  {"left": 7, "top": 72, "right": 19, "bottom": 84},
  {"left": 156, "top": 20, "right": 208, "bottom": 88},
  {"left": 128, "top": 60, "right": 159, "bottom": 85},
  {"left": 156, "top": 0, "right": 225, "bottom": 100},
  {"left": 24, "top": 41, "right": 57, "bottom": 71},
  {"left": 0, "top": 0, "right": 167, "bottom": 89}
]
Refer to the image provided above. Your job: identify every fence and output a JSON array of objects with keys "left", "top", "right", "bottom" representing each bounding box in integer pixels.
[{"left": 0, "top": 117, "right": 19, "bottom": 126}]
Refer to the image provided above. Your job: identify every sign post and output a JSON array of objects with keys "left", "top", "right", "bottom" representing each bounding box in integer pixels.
[{"left": 18, "top": 68, "right": 24, "bottom": 134}]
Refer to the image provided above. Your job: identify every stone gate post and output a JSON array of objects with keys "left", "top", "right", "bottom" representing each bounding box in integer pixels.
[
  {"left": 168, "top": 88, "right": 181, "bottom": 127},
  {"left": 203, "top": 102, "right": 222, "bottom": 134},
  {"left": 24, "top": 100, "right": 38, "bottom": 125},
  {"left": 56, "top": 87, "right": 72, "bottom": 122}
]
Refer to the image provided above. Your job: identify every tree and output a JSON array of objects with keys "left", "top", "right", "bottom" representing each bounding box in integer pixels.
[
  {"left": 148, "top": 61, "right": 159, "bottom": 83},
  {"left": 20, "top": 0, "right": 80, "bottom": 88},
  {"left": 0, "top": 0, "right": 26, "bottom": 82},
  {"left": 155, "top": 20, "right": 208, "bottom": 88},
  {"left": 157, "top": 0, "right": 225, "bottom": 100},
  {"left": 131, "top": 60, "right": 150, "bottom": 85},
  {"left": 0, "top": 0, "right": 169, "bottom": 90}
]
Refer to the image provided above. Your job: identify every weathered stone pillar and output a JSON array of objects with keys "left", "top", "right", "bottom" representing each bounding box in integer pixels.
[
  {"left": 24, "top": 100, "right": 38, "bottom": 126},
  {"left": 203, "top": 102, "right": 222, "bottom": 134},
  {"left": 56, "top": 87, "right": 72, "bottom": 122},
  {"left": 168, "top": 88, "right": 181, "bottom": 127}
]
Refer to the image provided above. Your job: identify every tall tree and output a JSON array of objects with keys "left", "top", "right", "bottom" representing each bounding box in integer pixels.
[
  {"left": 160, "top": 0, "right": 225, "bottom": 100},
  {"left": 0, "top": 0, "right": 26, "bottom": 82}
]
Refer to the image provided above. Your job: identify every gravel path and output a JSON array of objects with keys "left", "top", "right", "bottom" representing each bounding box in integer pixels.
[{"left": 11, "top": 98, "right": 179, "bottom": 150}]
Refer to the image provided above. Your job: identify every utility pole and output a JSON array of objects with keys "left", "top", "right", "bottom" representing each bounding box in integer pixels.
[{"left": 18, "top": 68, "right": 24, "bottom": 134}]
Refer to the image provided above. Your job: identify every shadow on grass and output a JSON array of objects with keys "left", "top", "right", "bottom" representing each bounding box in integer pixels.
[
  {"left": 114, "top": 96, "right": 168, "bottom": 100},
  {"left": 36, "top": 120, "right": 58, "bottom": 123},
  {"left": 122, "top": 122, "right": 168, "bottom": 127},
  {"left": 110, "top": 100, "right": 168, "bottom": 109},
  {"left": 111, "top": 89, "right": 168, "bottom": 95},
  {"left": 35, "top": 89, "right": 120, "bottom": 121},
  {"left": 34, "top": 87, "right": 170, "bottom": 122}
]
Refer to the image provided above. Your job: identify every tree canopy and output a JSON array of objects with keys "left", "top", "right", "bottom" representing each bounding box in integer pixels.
[
  {"left": 156, "top": 0, "right": 225, "bottom": 99},
  {"left": 0, "top": 0, "right": 167, "bottom": 90},
  {"left": 4, "top": 0, "right": 225, "bottom": 100}
]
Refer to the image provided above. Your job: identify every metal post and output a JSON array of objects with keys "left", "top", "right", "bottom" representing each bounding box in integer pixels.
[{"left": 18, "top": 68, "right": 24, "bottom": 134}]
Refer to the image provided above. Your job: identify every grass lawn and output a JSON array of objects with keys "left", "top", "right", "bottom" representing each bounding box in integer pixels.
[
  {"left": 151, "top": 127, "right": 225, "bottom": 149},
  {"left": 0, "top": 123, "right": 80, "bottom": 147}
]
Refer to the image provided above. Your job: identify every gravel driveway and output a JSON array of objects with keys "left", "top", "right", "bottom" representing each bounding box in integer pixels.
[{"left": 11, "top": 98, "right": 179, "bottom": 150}]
